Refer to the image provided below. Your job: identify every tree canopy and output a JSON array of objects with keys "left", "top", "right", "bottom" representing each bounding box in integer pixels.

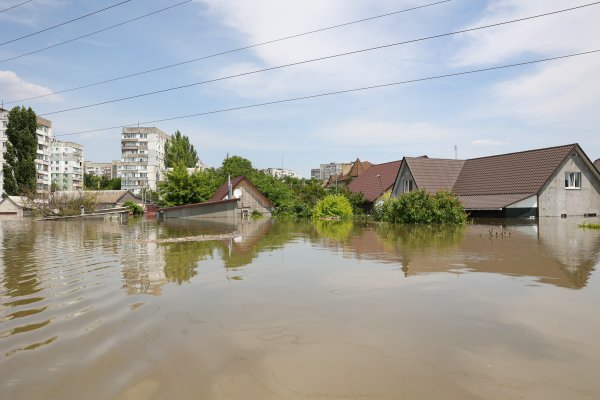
[
  {"left": 164, "top": 130, "right": 199, "bottom": 168},
  {"left": 84, "top": 174, "right": 121, "bottom": 190},
  {"left": 2, "top": 106, "right": 38, "bottom": 197}
]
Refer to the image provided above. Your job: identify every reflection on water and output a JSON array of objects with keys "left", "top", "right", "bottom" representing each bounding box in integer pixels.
[{"left": 1, "top": 217, "right": 599, "bottom": 399}]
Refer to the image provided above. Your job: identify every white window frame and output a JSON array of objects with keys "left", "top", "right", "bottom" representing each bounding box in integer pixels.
[
  {"left": 403, "top": 179, "right": 413, "bottom": 193},
  {"left": 565, "top": 172, "right": 582, "bottom": 189}
]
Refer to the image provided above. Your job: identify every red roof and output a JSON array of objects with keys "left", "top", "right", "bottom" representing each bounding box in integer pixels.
[
  {"left": 209, "top": 176, "right": 246, "bottom": 201},
  {"left": 347, "top": 160, "right": 402, "bottom": 202}
]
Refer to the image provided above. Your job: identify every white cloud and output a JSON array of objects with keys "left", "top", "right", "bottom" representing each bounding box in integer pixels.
[
  {"left": 452, "top": 0, "right": 600, "bottom": 126},
  {"left": 471, "top": 139, "right": 509, "bottom": 146},
  {"left": 0, "top": 70, "right": 56, "bottom": 104},
  {"left": 199, "top": 0, "right": 440, "bottom": 99}
]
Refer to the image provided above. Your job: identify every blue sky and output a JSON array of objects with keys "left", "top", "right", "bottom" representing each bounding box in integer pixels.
[{"left": 1, "top": 0, "right": 599, "bottom": 176}]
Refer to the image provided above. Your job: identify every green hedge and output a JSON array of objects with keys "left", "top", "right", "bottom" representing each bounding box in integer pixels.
[{"left": 374, "top": 190, "right": 467, "bottom": 224}]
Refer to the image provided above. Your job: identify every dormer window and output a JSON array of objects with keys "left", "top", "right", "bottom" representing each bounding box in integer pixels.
[{"left": 565, "top": 172, "right": 581, "bottom": 189}]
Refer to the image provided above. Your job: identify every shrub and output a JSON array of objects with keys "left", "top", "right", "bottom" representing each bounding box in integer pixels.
[
  {"left": 124, "top": 200, "right": 144, "bottom": 215},
  {"left": 251, "top": 210, "right": 263, "bottom": 219},
  {"left": 312, "top": 194, "right": 353, "bottom": 220},
  {"left": 375, "top": 190, "right": 467, "bottom": 225}
]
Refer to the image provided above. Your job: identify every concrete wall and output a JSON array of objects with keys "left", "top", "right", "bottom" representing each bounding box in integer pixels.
[
  {"left": 392, "top": 165, "right": 415, "bottom": 197},
  {"left": 160, "top": 199, "right": 238, "bottom": 220},
  {"left": 539, "top": 152, "right": 600, "bottom": 217}
]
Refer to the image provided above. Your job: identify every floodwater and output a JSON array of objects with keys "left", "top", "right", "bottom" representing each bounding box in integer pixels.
[{"left": 1, "top": 217, "right": 600, "bottom": 400}]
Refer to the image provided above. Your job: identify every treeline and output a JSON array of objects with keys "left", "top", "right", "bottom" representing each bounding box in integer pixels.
[{"left": 157, "top": 155, "right": 366, "bottom": 217}]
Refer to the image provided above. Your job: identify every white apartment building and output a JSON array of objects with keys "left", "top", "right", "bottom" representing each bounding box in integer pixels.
[
  {"left": 119, "top": 127, "right": 170, "bottom": 192},
  {"left": 0, "top": 108, "right": 52, "bottom": 194},
  {"left": 263, "top": 167, "right": 301, "bottom": 179},
  {"left": 84, "top": 160, "right": 121, "bottom": 179},
  {"left": 35, "top": 117, "right": 53, "bottom": 192},
  {"left": 51, "top": 140, "right": 84, "bottom": 191},
  {"left": 311, "top": 162, "right": 352, "bottom": 180}
]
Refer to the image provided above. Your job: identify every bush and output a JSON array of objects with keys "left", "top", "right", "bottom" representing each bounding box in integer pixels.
[
  {"left": 375, "top": 190, "right": 467, "bottom": 225},
  {"left": 312, "top": 194, "right": 353, "bottom": 220},
  {"left": 251, "top": 210, "right": 263, "bottom": 219},
  {"left": 124, "top": 200, "right": 144, "bottom": 215}
]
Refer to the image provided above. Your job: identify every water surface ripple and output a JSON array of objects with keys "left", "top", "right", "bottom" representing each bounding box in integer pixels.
[{"left": 0, "top": 217, "right": 599, "bottom": 400}]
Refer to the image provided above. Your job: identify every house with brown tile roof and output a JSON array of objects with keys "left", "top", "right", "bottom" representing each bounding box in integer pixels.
[
  {"left": 210, "top": 176, "right": 274, "bottom": 217},
  {"left": 326, "top": 158, "right": 372, "bottom": 189},
  {"left": 392, "top": 144, "right": 600, "bottom": 218},
  {"left": 347, "top": 160, "right": 402, "bottom": 204}
]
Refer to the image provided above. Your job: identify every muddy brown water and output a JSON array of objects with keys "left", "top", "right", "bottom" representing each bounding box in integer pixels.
[{"left": 1, "top": 217, "right": 599, "bottom": 400}]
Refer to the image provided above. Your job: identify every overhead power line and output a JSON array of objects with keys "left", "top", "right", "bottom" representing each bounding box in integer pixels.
[
  {"left": 54, "top": 49, "right": 600, "bottom": 138},
  {"left": 0, "top": 0, "right": 192, "bottom": 63},
  {"left": 0, "top": 0, "right": 32, "bottom": 14},
  {"left": 5, "top": 0, "right": 452, "bottom": 104},
  {"left": 39, "top": 1, "right": 600, "bottom": 117},
  {"left": 1, "top": 0, "right": 132, "bottom": 46}
]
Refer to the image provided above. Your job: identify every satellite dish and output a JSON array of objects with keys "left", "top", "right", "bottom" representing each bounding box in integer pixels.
[{"left": 233, "top": 188, "right": 242, "bottom": 199}]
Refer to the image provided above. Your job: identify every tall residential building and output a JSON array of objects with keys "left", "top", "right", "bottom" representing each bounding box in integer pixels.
[
  {"left": 119, "top": 127, "right": 170, "bottom": 192},
  {"left": 35, "top": 117, "right": 53, "bottom": 192},
  {"left": 0, "top": 109, "right": 52, "bottom": 194},
  {"left": 310, "top": 168, "right": 321, "bottom": 180},
  {"left": 51, "top": 140, "right": 84, "bottom": 191},
  {"left": 84, "top": 160, "right": 121, "bottom": 179}
]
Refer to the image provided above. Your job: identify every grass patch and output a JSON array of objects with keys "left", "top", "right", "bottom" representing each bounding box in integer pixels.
[{"left": 578, "top": 223, "right": 600, "bottom": 230}]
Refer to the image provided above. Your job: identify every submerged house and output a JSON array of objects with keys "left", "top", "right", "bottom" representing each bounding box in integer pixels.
[
  {"left": 346, "top": 160, "right": 403, "bottom": 206},
  {"left": 55, "top": 190, "right": 142, "bottom": 210},
  {"left": 209, "top": 176, "right": 274, "bottom": 217},
  {"left": 392, "top": 144, "right": 600, "bottom": 218},
  {"left": 159, "top": 176, "right": 273, "bottom": 220},
  {"left": 0, "top": 196, "right": 39, "bottom": 217}
]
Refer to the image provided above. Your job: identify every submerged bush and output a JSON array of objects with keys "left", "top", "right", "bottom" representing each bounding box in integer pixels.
[
  {"left": 124, "top": 200, "right": 144, "bottom": 215},
  {"left": 312, "top": 194, "right": 353, "bottom": 220},
  {"left": 375, "top": 190, "right": 467, "bottom": 225}
]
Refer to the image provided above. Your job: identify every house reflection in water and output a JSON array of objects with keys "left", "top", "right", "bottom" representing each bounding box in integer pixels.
[{"left": 326, "top": 219, "right": 600, "bottom": 289}]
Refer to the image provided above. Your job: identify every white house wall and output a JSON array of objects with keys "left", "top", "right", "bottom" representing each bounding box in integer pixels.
[
  {"left": 506, "top": 195, "right": 538, "bottom": 209},
  {"left": 392, "top": 165, "right": 415, "bottom": 197},
  {"left": 538, "top": 151, "right": 600, "bottom": 217}
]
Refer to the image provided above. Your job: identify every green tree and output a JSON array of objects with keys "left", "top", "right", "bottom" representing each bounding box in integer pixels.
[
  {"left": 157, "top": 162, "right": 221, "bottom": 207},
  {"left": 2, "top": 107, "right": 38, "bottom": 196},
  {"left": 219, "top": 155, "right": 254, "bottom": 179},
  {"left": 164, "top": 130, "right": 199, "bottom": 168},
  {"left": 83, "top": 174, "right": 121, "bottom": 190}
]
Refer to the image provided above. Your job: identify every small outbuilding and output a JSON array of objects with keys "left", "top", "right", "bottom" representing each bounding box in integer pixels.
[
  {"left": 0, "top": 196, "right": 36, "bottom": 217},
  {"left": 209, "top": 176, "right": 274, "bottom": 217}
]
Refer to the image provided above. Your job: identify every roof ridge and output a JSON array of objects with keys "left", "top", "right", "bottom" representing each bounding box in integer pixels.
[
  {"left": 370, "top": 159, "right": 402, "bottom": 167},
  {"left": 466, "top": 143, "right": 577, "bottom": 161},
  {"left": 406, "top": 157, "right": 464, "bottom": 162}
]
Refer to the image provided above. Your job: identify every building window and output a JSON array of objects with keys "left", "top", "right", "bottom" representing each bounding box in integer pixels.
[
  {"left": 403, "top": 179, "right": 413, "bottom": 193},
  {"left": 565, "top": 172, "right": 581, "bottom": 189}
]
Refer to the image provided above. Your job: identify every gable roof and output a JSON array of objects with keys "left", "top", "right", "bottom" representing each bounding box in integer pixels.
[
  {"left": 453, "top": 144, "right": 576, "bottom": 196},
  {"left": 209, "top": 176, "right": 246, "bottom": 202},
  {"left": 404, "top": 157, "right": 465, "bottom": 194},
  {"left": 347, "top": 160, "right": 402, "bottom": 202}
]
